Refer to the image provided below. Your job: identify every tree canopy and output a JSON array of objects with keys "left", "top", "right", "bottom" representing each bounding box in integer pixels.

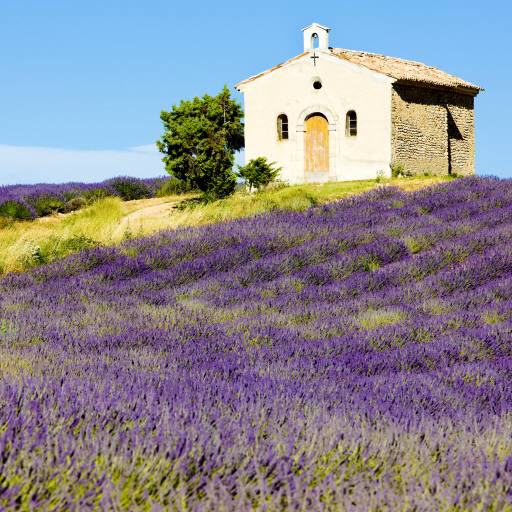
[{"left": 157, "top": 86, "right": 244, "bottom": 200}]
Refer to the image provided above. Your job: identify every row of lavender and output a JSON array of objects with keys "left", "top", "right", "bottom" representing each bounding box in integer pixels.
[
  {"left": 0, "top": 176, "right": 170, "bottom": 220},
  {"left": 1, "top": 176, "right": 512, "bottom": 509}
]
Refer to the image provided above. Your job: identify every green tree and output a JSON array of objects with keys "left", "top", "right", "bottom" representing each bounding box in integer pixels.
[
  {"left": 157, "top": 86, "right": 244, "bottom": 201},
  {"left": 237, "top": 157, "right": 281, "bottom": 191}
]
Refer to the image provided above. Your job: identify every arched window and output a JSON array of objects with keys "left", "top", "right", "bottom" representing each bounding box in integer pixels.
[
  {"left": 311, "top": 33, "right": 319, "bottom": 48},
  {"left": 346, "top": 110, "right": 357, "bottom": 136},
  {"left": 277, "top": 114, "right": 289, "bottom": 140}
]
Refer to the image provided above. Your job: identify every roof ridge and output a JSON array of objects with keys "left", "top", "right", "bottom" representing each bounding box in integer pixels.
[
  {"left": 235, "top": 47, "right": 482, "bottom": 93},
  {"left": 330, "top": 47, "right": 482, "bottom": 92},
  {"left": 332, "top": 47, "right": 438, "bottom": 69}
]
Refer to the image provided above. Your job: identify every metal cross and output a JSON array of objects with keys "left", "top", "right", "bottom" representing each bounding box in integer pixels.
[{"left": 310, "top": 52, "right": 319, "bottom": 67}]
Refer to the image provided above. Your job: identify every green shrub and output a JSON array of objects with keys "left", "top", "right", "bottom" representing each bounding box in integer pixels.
[
  {"left": 61, "top": 234, "right": 98, "bottom": 252},
  {"left": 32, "top": 195, "right": 65, "bottom": 216},
  {"left": 0, "top": 200, "right": 33, "bottom": 220},
  {"left": 237, "top": 157, "right": 281, "bottom": 191},
  {"left": 61, "top": 189, "right": 82, "bottom": 201},
  {"left": 390, "top": 162, "right": 414, "bottom": 178},
  {"left": 156, "top": 176, "right": 195, "bottom": 197},
  {"left": 108, "top": 178, "right": 151, "bottom": 201},
  {"left": 82, "top": 187, "right": 109, "bottom": 203},
  {"left": 63, "top": 196, "right": 87, "bottom": 213},
  {"left": 203, "top": 170, "right": 237, "bottom": 202},
  {"left": 390, "top": 163, "right": 404, "bottom": 178}
]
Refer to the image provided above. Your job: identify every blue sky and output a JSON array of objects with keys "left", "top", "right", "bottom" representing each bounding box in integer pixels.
[{"left": 1, "top": 0, "right": 510, "bottom": 184}]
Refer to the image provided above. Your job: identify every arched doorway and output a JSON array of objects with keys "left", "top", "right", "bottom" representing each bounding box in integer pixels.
[{"left": 305, "top": 113, "right": 329, "bottom": 174}]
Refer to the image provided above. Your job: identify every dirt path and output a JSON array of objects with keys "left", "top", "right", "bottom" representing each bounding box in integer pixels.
[
  {"left": 113, "top": 198, "right": 179, "bottom": 238},
  {"left": 113, "top": 178, "right": 446, "bottom": 239}
]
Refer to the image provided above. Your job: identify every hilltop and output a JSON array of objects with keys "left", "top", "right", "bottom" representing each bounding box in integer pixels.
[
  {"left": 0, "top": 176, "right": 448, "bottom": 273},
  {"left": 1, "top": 176, "right": 511, "bottom": 509}
]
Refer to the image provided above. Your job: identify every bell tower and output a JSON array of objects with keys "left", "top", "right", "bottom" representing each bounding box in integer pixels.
[{"left": 302, "top": 22, "right": 331, "bottom": 51}]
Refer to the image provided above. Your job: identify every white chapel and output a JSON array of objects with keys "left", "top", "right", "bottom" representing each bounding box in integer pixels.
[{"left": 235, "top": 23, "right": 481, "bottom": 182}]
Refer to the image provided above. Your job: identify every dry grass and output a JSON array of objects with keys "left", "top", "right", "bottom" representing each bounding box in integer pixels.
[
  {"left": 357, "top": 308, "right": 406, "bottom": 329},
  {"left": 164, "top": 176, "right": 452, "bottom": 228},
  {"left": 0, "top": 176, "right": 452, "bottom": 274}
]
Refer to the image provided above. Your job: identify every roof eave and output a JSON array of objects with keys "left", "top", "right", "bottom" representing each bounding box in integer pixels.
[
  {"left": 234, "top": 52, "right": 307, "bottom": 90},
  {"left": 394, "top": 79, "right": 484, "bottom": 96},
  {"left": 301, "top": 22, "right": 331, "bottom": 32}
]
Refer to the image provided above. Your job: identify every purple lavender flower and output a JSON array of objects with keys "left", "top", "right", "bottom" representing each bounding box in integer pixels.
[{"left": 0, "top": 176, "right": 512, "bottom": 509}]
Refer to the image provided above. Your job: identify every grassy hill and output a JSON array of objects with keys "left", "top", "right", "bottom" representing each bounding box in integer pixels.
[
  {"left": 1, "top": 175, "right": 511, "bottom": 509},
  {"left": 0, "top": 176, "right": 449, "bottom": 273}
]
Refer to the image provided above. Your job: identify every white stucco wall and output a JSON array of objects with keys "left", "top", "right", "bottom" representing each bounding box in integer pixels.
[{"left": 237, "top": 50, "right": 394, "bottom": 183}]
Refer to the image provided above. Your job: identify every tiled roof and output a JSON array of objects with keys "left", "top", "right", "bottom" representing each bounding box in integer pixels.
[
  {"left": 330, "top": 48, "right": 482, "bottom": 92},
  {"left": 235, "top": 53, "right": 307, "bottom": 88},
  {"left": 235, "top": 48, "right": 482, "bottom": 93}
]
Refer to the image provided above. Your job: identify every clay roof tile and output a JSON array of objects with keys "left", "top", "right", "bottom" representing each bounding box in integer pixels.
[
  {"left": 235, "top": 48, "right": 483, "bottom": 93},
  {"left": 330, "top": 48, "right": 482, "bottom": 92}
]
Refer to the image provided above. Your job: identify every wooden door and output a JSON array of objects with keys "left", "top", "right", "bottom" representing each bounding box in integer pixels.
[{"left": 305, "top": 114, "right": 329, "bottom": 173}]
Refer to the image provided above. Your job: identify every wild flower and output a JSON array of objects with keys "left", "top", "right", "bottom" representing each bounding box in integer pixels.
[{"left": 0, "top": 176, "right": 512, "bottom": 509}]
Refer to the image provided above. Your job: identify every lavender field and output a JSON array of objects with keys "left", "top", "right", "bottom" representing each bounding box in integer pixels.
[
  {"left": 1, "top": 176, "right": 512, "bottom": 510},
  {"left": 0, "top": 176, "right": 167, "bottom": 220}
]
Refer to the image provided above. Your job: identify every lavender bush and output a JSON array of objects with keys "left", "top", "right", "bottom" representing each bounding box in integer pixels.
[
  {"left": 1, "top": 176, "right": 512, "bottom": 510},
  {"left": 0, "top": 176, "right": 168, "bottom": 220}
]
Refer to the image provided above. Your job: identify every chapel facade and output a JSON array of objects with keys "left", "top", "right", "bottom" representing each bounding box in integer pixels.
[{"left": 235, "top": 23, "right": 482, "bottom": 183}]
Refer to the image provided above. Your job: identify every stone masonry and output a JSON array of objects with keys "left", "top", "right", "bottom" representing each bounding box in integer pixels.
[{"left": 391, "top": 84, "right": 475, "bottom": 176}]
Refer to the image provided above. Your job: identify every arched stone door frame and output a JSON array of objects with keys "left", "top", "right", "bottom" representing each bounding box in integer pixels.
[{"left": 295, "top": 105, "right": 338, "bottom": 182}]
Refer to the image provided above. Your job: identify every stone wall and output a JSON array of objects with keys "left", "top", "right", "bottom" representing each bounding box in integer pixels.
[{"left": 391, "top": 84, "right": 475, "bottom": 176}]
